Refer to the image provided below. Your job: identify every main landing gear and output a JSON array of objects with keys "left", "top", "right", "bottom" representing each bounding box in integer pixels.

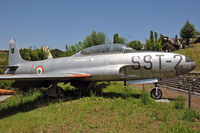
[
  {"left": 46, "top": 82, "right": 64, "bottom": 98},
  {"left": 150, "top": 83, "right": 162, "bottom": 100}
]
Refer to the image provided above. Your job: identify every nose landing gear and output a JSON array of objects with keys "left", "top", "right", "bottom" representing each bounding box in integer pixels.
[{"left": 150, "top": 83, "right": 162, "bottom": 99}]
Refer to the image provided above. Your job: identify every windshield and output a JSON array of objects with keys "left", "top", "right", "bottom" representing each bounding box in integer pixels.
[
  {"left": 72, "top": 44, "right": 136, "bottom": 57},
  {"left": 80, "top": 44, "right": 136, "bottom": 55}
]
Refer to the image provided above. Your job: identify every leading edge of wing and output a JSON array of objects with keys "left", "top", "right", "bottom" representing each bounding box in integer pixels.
[{"left": 0, "top": 73, "right": 92, "bottom": 80}]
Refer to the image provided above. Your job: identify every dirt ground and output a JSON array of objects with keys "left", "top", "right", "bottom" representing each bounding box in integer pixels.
[{"left": 131, "top": 84, "right": 200, "bottom": 111}]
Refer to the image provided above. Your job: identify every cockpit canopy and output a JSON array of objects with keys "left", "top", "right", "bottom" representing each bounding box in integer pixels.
[{"left": 73, "top": 44, "right": 136, "bottom": 57}]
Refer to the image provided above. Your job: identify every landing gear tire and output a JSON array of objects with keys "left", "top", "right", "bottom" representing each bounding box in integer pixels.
[
  {"left": 46, "top": 82, "right": 64, "bottom": 98},
  {"left": 56, "top": 86, "right": 64, "bottom": 99},
  {"left": 70, "top": 81, "right": 97, "bottom": 96},
  {"left": 150, "top": 88, "right": 162, "bottom": 100}
]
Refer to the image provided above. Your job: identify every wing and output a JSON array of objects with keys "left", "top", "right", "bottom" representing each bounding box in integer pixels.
[
  {"left": 119, "top": 65, "right": 159, "bottom": 84},
  {"left": 0, "top": 73, "right": 92, "bottom": 81}
]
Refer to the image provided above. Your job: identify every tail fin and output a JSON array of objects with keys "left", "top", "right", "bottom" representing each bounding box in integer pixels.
[{"left": 8, "top": 39, "right": 25, "bottom": 66}]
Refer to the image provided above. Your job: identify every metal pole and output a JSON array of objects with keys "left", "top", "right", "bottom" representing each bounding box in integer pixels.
[
  {"left": 188, "top": 79, "right": 196, "bottom": 109},
  {"left": 124, "top": 80, "right": 127, "bottom": 87},
  {"left": 188, "top": 86, "right": 191, "bottom": 109},
  {"left": 142, "top": 84, "right": 144, "bottom": 91}
]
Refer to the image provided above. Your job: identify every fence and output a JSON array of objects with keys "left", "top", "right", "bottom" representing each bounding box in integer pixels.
[{"left": 160, "top": 73, "right": 200, "bottom": 96}]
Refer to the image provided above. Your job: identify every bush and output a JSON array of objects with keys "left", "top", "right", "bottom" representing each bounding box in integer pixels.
[
  {"left": 20, "top": 47, "right": 48, "bottom": 61},
  {"left": 127, "top": 40, "right": 143, "bottom": 50},
  {"left": 0, "top": 81, "right": 14, "bottom": 89},
  {"left": 140, "top": 90, "right": 151, "bottom": 105},
  {"left": 182, "top": 108, "right": 200, "bottom": 122},
  {"left": 174, "top": 96, "right": 185, "bottom": 109}
]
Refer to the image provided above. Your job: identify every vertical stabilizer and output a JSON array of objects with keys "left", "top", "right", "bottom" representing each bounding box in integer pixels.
[{"left": 8, "top": 39, "right": 25, "bottom": 66}]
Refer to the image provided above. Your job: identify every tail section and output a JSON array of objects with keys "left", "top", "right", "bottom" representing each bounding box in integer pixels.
[{"left": 9, "top": 39, "right": 25, "bottom": 66}]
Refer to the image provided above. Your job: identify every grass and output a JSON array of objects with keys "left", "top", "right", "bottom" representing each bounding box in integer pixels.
[
  {"left": 0, "top": 53, "right": 8, "bottom": 65},
  {"left": 175, "top": 43, "right": 200, "bottom": 71},
  {"left": 174, "top": 96, "right": 185, "bottom": 109},
  {"left": 0, "top": 52, "right": 8, "bottom": 59},
  {"left": 0, "top": 52, "right": 8, "bottom": 74},
  {"left": 0, "top": 82, "right": 200, "bottom": 133},
  {"left": 183, "top": 108, "right": 200, "bottom": 122}
]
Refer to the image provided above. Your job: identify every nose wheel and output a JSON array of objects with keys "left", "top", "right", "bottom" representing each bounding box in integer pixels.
[{"left": 150, "top": 84, "right": 162, "bottom": 99}]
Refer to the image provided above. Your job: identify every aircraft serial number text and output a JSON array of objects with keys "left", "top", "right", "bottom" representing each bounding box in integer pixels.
[{"left": 131, "top": 55, "right": 182, "bottom": 70}]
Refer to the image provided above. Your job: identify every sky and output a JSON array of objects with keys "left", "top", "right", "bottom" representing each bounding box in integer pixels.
[{"left": 0, "top": 0, "right": 200, "bottom": 50}]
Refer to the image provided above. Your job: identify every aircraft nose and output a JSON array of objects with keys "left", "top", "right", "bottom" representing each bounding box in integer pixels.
[
  {"left": 176, "top": 56, "right": 196, "bottom": 76},
  {"left": 191, "top": 61, "right": 196, "bottom": 71},
  {"left": 185, "top": 56, "right": 196, "bottom": 71}
]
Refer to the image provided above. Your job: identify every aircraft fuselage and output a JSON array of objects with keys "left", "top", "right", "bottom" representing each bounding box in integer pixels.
[{"left": 8, "top": 52, "right": 195, "bottom": 81}]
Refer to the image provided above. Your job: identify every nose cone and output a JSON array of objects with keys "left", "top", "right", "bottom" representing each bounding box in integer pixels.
[
  {"left": 185, "top": 56, "right": 196, "bottom": 71},
  {"left": 175, "top": 56, "right": 196, "bottom": 76},
  {"left": 190, "top": 61, "right": 196, "bottom": 71}
]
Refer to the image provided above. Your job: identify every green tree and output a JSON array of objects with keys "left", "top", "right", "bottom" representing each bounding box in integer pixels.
[
  {"left": 19, "top": 48, "right": 31, "bottom": 61},
  {"left": 113, "top": 33, "right": 126, "bottom": 44},
  {"left": 65, "top": 44, "right": 68, "bottom": 51},
  {"left": 159, "top": 34, "right": 164, "bottom": 40},
  {"left": 180, "top": 20, "right": 197, "bottom": 38},
  {"left": 113, "top": 33, "right": 119, "bottom": 43},
  {"left": 145, "top": 31, "right": 162, "bottom": 51},
  {"left": 82, "top": 30, "right": 106, "bottom": 48},
  {"left": 50, "top": 49, "right": 64, "bottom": 58},
  {"left": 145, "top": 39, "right": 153, "bottom": 51},
  {"left": 153, "top": 39, "right": 162, "bottom": 51},
  {"left": 0, "top": 53, "right": 8, "bottom": 74},
  {"left": 154, "top": 32, "right": 158, "bottom": 41},
  {"left": 20, "top": 47, "right": 48, "bottom": 61},
  {"left": 145, "top": 30, "right": 154, "bottom": 50},
  {"left": 175, "top": 34, "right": 178, "bottom": 43},
  {"left": 127, "top": 40, "right": 143, "bottom": 50},
  {"left": 64, "top": 43, "right": 82, "bottom": 57},
  {"left": 150, "top": 30, "right": 154, "bottom": 42}
]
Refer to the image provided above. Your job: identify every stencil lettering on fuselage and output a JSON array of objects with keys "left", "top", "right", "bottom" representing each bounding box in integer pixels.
[
  {"left": 173, "top": 55, "right": 182, "bottom": 69},
  {"left": 131, "top": 54, "right": 182, "bottom": 70}
]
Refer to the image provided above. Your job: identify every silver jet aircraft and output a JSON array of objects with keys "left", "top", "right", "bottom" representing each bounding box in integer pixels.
[{"left": 0, "top": 39, "right": 196, "bottom": 99}]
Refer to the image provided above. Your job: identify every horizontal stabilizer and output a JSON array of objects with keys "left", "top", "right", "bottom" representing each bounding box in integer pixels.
[
  {"left": 127, "top": 78, "right": 158, "bottom": 85},
  {"left": 0, "top": 66, "right": 18, "bottom": 71},
  {"left": 0, "top": 66, "right": 18, "bottom": 69}
]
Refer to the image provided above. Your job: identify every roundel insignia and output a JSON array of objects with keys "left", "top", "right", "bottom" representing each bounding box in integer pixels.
[{"left": 35, "top": 65, "right": 44, "bottom": 74}]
